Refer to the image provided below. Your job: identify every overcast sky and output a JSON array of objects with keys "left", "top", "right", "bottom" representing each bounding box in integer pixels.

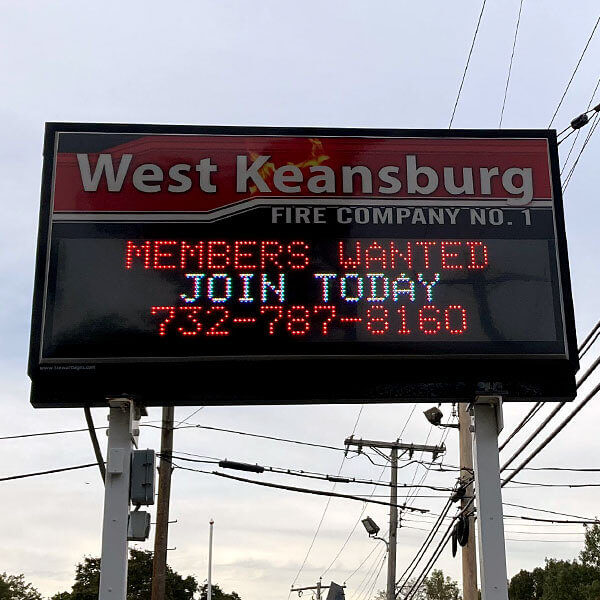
[{"left": 1, "top": 1, "right": 600, "bottom": 599}]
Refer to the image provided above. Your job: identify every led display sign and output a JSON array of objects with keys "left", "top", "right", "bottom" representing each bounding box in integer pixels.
[{"left": 29, "top": 124, "right": 578, "bottom": 406}]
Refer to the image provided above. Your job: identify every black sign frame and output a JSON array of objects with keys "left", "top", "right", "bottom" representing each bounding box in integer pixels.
[{"left": 29, "top": 123, "right": 579, "bottom": 407}]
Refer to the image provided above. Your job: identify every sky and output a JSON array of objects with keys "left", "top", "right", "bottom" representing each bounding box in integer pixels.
[{"left": 1, "top": 1, "right": 600, "bottom": 599}]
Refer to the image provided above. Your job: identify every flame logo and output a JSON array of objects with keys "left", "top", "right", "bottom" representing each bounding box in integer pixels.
[{"left": 249, "top": 138, "right": 330, "bottom": 194}]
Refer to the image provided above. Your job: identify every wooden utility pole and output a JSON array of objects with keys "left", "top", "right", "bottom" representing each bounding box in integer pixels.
[
  {"left": 151, "top": 406, "right": 175, "bottom": 600},
  {"left": 344, "top": 438, "right": 445, "bottom": 600},
  {"left": 459, "top": 403, "right": 478, "bottom": 600}
]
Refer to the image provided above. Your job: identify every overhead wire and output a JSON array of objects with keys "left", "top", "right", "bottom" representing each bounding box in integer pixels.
[
  {"left": 499, "top": 0, "right": 525, "bottom": 127},
  {"left": 321, "top": 403, "right": 421, "bottom": 580},
  {"left": 0, "top": 463, "right": 98, "bottom": 482},
  {"left": 502, "top": 380, "right": 600, "bottom": 487},
  {"left": 361, "top": 552, "right": 388, "bottom": 600},
  {"left": 498, "top": 402, "right": 542, "bottom": 452},
  {"left": 449, "top": 0, "right": 488, "bottom": 128},
  {"left": 288, "top": 404, "right": 364, "bottom": 596},
  {"left": 563, "top": 110, "right": 600, "bottom": 191},
  {"left": 560, "top": 77, "right": 600, "bottom": 174},
  {"left": 548, "top": 15, "right": 600, "bottom": 128}
]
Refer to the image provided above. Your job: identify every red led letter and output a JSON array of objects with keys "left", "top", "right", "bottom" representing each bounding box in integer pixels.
[
  {"left": 180, "top": 241, "right": 204, "bottom": 270},
  {"left": 365, "top": 242, "right": 387, "bottom": 269},
  {"left": 418, "top": 305, "right": 441, "bottom": 334},
  {"left": 416, "top": 241, "right": 437, "bottom": 269},
  {"left": 153, "top": 241, "right": 178, "bottom": 269},
  {"left": 207, "top": 241, "right": 231, "bottom": 269},
  {"left": 126, "top": 240, "right": 152, "bottom": 269},
  {"left": 389, "top": 241, "right": 412, "bottom": 270},
  {"left": 260, "top": 241, "right": 284, "bottom": 270},
  {"left": 287, "top": 241, "right": 310, "bottom": 270},
  {"left": 466, "top": 241, "right": 489, "bottom": 270},
  {"left": 234, "top": 240, "right": 258, "bottom": 270},
  {"left": 445, "top": 305, "right": 468, "bottom": 334},
  {"left": 440, "top": 241, "right": 463, "bottom": 270},
  {"left": 338, "top": 241, "right": 361, "bottom": 269}
]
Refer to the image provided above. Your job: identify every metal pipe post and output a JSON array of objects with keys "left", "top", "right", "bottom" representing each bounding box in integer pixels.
[
  {"left": 99, "top": 399, "right": 135, "bottom": 600},
  {"left": 208, "top": 519, "right": 214, "bottom": 600},
  {"left": 472, "top": 397, "right": 508, "bottom": 600},
  {"left": 387, "top": 447, "right": 398, "bottom": 600}
]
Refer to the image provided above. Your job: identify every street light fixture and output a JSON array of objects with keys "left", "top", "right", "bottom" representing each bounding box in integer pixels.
[
  {"left": 361, "top": 516, "right": 380, "bottom": 537},
  {"left": 423, "top": 406, "right": 459, "bottom": 429},
  {"left": 361, "top": 517, "right": 389, "bottom": 550}
]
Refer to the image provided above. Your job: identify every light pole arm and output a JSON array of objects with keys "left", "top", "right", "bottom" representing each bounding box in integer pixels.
[{"left": 372, "top": 536, "right": 389, "bottom": 551}]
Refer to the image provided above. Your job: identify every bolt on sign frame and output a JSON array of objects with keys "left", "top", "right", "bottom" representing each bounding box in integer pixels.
[{"left": 29, "top": 123, "right": 578, "bottom": 407}]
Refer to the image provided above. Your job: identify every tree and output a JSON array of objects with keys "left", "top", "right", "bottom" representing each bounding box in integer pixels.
[
  {"left": 580, "top": 522, "right": 600, "bottom": 569},
  {"left": 422, "top": 570, "right": 461, "bottom": 600},
  {"left": 540, "top": 559, "right": 600, "bottom": 600},
  {"left": 54, "top": 549, "right": 198, "bottom": 600},
  {"left": 508, "top": 568, "right": 544, "bottom": 600},
  {"left": 0, "top": 573, "right": 42, "bottom": 600},
  {"left": 199, "top": 583, "right": 241, "bottom": 600}
]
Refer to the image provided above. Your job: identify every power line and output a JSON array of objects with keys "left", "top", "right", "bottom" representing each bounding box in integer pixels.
[
  {"left": 500, "top": 349, "right": 600, "bottom": 473},
  {"left": 503, "top": 501, "right": 599, "bottom": 522},
  {"left": 499, "top": 0, "right": 525, "bottom": 127},
  {"left": 548, "top": 14, "right": 600, "bottom": 127},
  {"left": 345, "top": 543, "right": 382, "bottom": 584},
  {"left": 401, "top": 501, "right": 474, "bottom": 600},
  {"left": 361, "top": 552, "right": 388, "bottom": 600},
  {"left": 0, "top": 427, "right": 104, "bottom": 440},
  {"left": 449, "top": 0, "right": 488, "bottom": 128},
  {"left": 498, "top": 402, "right": 542, "bottom": 452},
  {"left": 289, "top": 404, "right": 364, "bottom": 596},
  {"left": 395, "top": 497, "right": 454, "bottom": 591},
  {"left": 0, "top": 463, "right": 97, "bottom": 482},
  {"left": 563, "top": 110, "right": 600, "bottom": 191},
  {"left": 504, "top": 480, "right": 600, "bottom": 489},
  {"left": 561, "top": 77, "right": 600, "bottom": 176},
  {"left": 502, "top": 380, "right": 600, "bottom": 487},
  {"left": 172, "top": 463, "right": 429, "bottom": 511},
  {"left": 150, "top": 422, "right": 347, "bottom": 453},
  {"left": 351, "top": 544, "right": 387, "bottom": 600},
  {"left": 578, "top": 318, "right": 600, "bottom": 353},
  {"left": 169, "top": 452, "right": 455, "bottom": 491}
]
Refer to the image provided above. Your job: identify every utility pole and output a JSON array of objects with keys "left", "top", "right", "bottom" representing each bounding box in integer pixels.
[
  {"left": 459, "top": 403, "right": 478, "bottom": 600},
  {"left": 344, "top": 438, "right": 445, "bottom": 600},
  {"left": 291, "top": 580, "right": 346, "bottom": 600},
  {"left": 151, "top": 406, "right": 175, "bottom": 600},
  {"left": 388, "top": 447, "right": 398, "bottom": 600}
]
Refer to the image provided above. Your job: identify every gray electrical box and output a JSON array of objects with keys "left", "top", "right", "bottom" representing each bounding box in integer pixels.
[
  {"left": 128, "top": 510, "right": 151, "bottom": 541},
  {"left": 130, "top": 449, "right": 155, "bottom": 505}
]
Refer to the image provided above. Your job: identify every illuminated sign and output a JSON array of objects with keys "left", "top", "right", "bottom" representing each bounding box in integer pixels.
[{"left": 29, "top": 124, "right": 578, "bottom": 407}]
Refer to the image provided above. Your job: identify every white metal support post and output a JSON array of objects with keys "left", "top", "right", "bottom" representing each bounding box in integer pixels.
[
  {"left": 99, "top": 399, "right": 139, "bottom": 600},
  {"left": 471, "top": 396, "right": 508, "bottom": 600},
  {"left": 208, "top": 519, "right": 214, "bottom": 600}
]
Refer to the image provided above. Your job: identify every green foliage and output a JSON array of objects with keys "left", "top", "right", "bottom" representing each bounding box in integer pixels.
[
  {"left": 0, "top": 573, "right": 42, "bottom": 600},
  {"left": 540, "top": 559, "right": 600, "bottom": 600},
  {"left": 422, "top": 570, "right": 461, "bottom": 600},
  {"left": 199, "top": 583, "right": 241, "bottom": 600},
  {"left": 54, "top": 549, "right": 198, "bottom": 600},
  {"left": 508, "top": 559, "right": 600, "bottom": 600},
  {"left": 508, "top": 567, "right": 544, "bottom": 600},
  {"left": 580, "top": 523, "right": 600, "bottom": 569}
]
